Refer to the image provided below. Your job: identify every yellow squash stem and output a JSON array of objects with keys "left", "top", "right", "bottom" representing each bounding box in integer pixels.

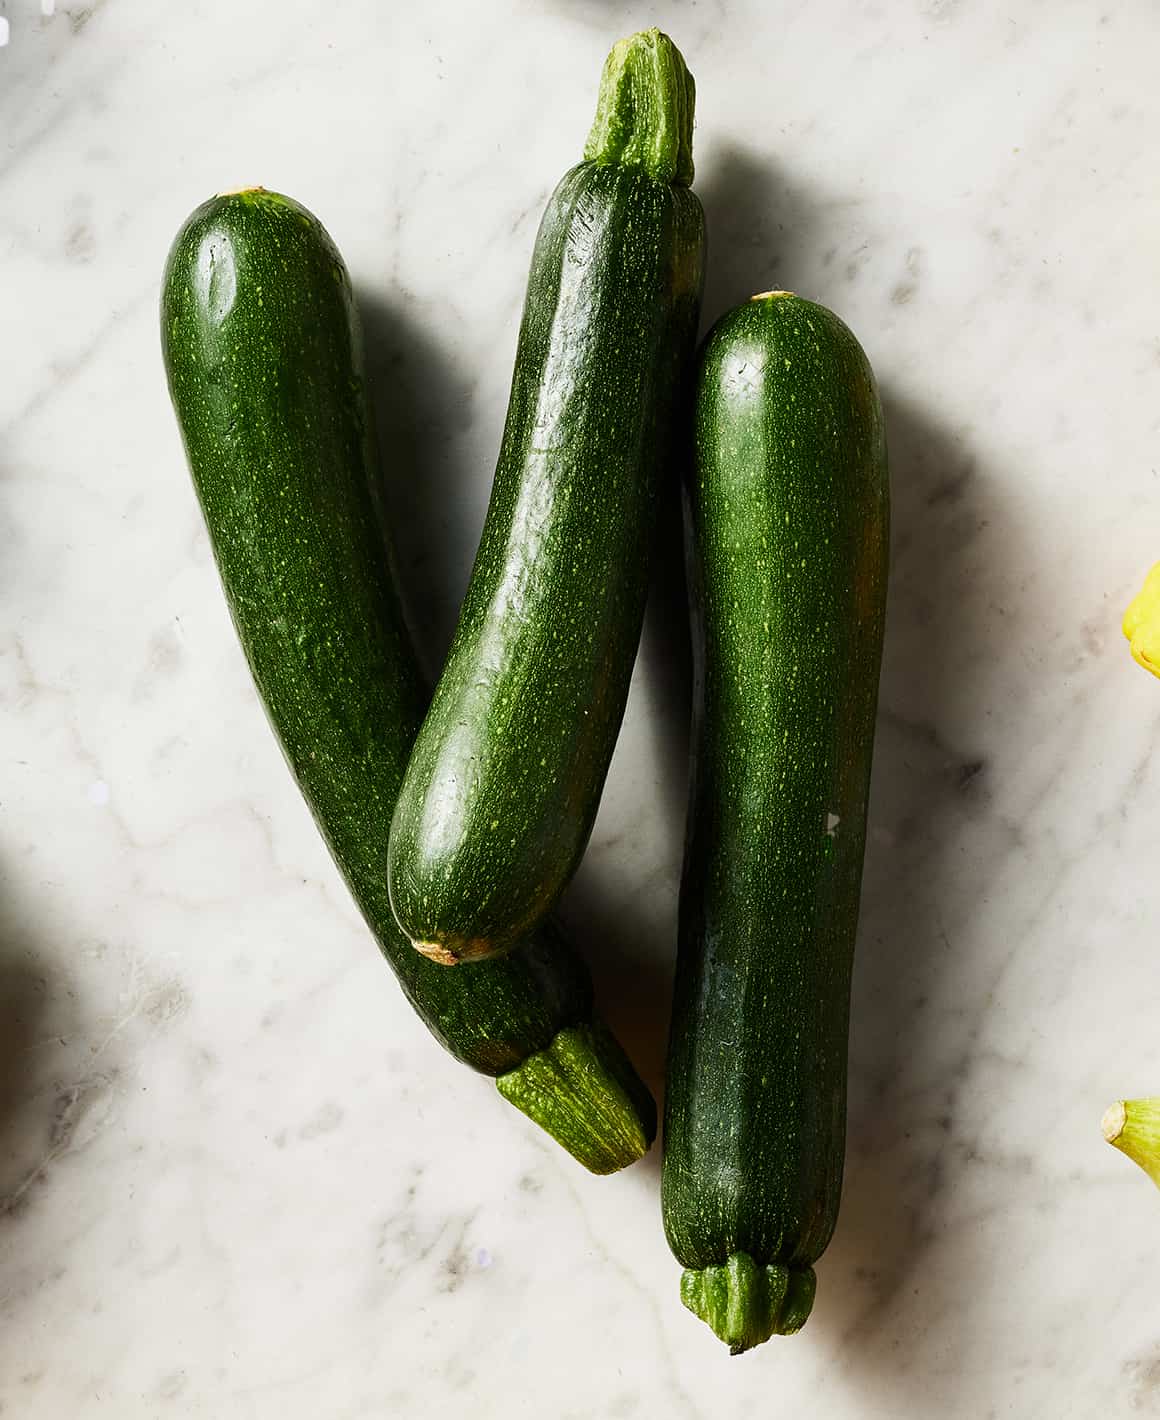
[
  {"left": 1123, "top": 563, "right": 1160, "bottom": 678},
  {"left": 1103, "top": 1098, "right": 1160, "bottom": 1188}
]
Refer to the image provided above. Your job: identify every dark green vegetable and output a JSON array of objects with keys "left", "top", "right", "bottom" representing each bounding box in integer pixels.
[
  {"left": 160, "top": 188, "right": 655, "bottom": 1172},
  {"left": 662, "top": 292, "right": 890, "bottom": 1350},
  {"left": 387, "top": 29, "right": 705, "bottom": 964}
]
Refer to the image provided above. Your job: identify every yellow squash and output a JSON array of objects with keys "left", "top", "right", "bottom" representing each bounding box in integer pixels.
[{"left": 1124, "top": 563, "right": 1160, "bottom": 678}]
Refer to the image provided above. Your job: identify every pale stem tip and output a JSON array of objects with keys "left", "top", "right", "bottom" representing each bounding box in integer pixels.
[{"left": 1102, "top": 1101, "right": 1127, "bottom": 1144}]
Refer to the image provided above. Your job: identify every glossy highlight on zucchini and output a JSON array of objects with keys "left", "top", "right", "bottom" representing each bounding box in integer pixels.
[
  {"left": 662, "top": 292, "right": 890, "bottom": 1350},
  {"left": 160, "top": 188, "right": 655, "bottom": 1173},
  {"left": 387, "top": 29, "right": 705, "bottom": 964}
]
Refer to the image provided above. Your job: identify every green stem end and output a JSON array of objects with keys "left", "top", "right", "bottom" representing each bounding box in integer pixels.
[
  {"left": 1103, "top": 1098, "right": 1160, "bottom": 1188},
  {"left": 680, "top": 1253, "right": 817, "bottom": 1354},
  {"left": 496, "top": 1019, "right": 657, "bottom": 1174},
  {"left": 583, "top": 28, "right": 696, "bottom": 187}
]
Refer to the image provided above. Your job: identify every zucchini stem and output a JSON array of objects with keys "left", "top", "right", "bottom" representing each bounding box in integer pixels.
[
  {"left": 1103, "top": 1098, "right": 1160, "bottom": 1188},
  {"left": 680, "top": 1253, "right": 817, "bottom": 1354},
  {"left": 496, "top": 1019, "right": 656, "bottom": 1174},
  {"left": 583, "top": 28, "right": 696, "bottom": 187}
]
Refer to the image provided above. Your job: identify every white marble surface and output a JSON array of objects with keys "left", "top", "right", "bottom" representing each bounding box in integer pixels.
[{"left": 3, "top": 0, "right": 1160, "bottom": 1413}]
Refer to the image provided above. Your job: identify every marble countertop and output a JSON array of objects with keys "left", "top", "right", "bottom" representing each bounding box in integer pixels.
[{"left": 3, "top": 1, "right": 1160, "bottom": 1414}]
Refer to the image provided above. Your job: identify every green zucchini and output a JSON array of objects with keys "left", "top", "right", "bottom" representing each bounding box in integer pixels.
[
  {"left": 662, "top": 292, "right": 890, "bottom": 1350},
  {"left": 160, "top": 188, "right": 655, "bottom": 1173},
  {"left": 387, "top": 29, "right": 705, "bottom": 964}
]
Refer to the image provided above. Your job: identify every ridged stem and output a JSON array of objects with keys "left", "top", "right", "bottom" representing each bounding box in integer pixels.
[
  {"left": 1103, "top": 1098, "right": 1160, "bottom": 1187},
  {"left": 583, "top": 28, "right": 696, "bottom": 187},
  {"left": 496, "top": 1019, "right": 656, "bottom": 1174},
  {"left": 680, "top": 1253, "right": 817, "bottom": 1354}
]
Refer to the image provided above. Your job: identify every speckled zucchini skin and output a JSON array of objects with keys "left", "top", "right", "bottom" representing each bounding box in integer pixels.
[
  {"left": 159, "top": 190, "right": 599, "bottom": 1075},
  {"left": 662, "top": 293, "right": 889, "bottom": 1350},
  {"left": 387, "top": 158, "right": 705, "bottom": 963}
]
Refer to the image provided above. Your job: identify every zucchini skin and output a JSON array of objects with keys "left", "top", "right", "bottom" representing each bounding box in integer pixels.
[
  {"left": 388, "top": 158, "right": 705, "bottom": 963},
  {"left": 159, "top": 191, "right": 599, "bottom": 1076},
  {"left": 662, "top": 294, "right": 889, "bottom": 1349}
]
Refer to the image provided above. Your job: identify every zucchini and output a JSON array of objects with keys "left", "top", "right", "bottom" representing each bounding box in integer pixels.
[
  {"left": 387, "top": 30, "right": 705, "bottom": 964},
  {"left": 160, "top": 188, "right": 655, "bottom": 1173},
  {"left": 662, "top": 292, "right": 890, "bottom": 1349}
]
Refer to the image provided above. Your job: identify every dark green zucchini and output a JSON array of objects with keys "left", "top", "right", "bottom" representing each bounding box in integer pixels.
[
  {"left": 387, "top": 30, "right": 705, "bottom": 964},
  {"left": 662, "top": 292, "right": 890, "bottom": 1349},
  {"left": 160, "top": 188, "right": 655, "bottom": 1173}
]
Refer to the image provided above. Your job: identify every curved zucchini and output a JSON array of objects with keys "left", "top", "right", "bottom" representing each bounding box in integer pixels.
[
  {"left": 161, "top": 189, "right": 655, "bottom": 1173},
  {"left": 387, "top": 30, "right": 706, "bottom": 964},
  {"left": 662, "top": 292, "right": 890, "bottom": 1348}
]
